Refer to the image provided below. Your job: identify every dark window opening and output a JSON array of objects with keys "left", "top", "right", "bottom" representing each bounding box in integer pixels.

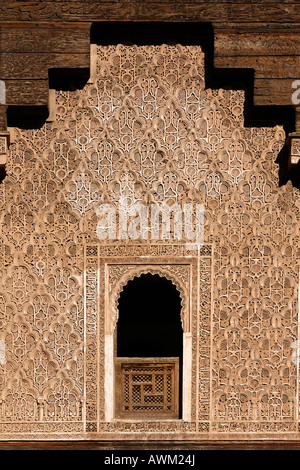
[
  {"left": 116, "top": 273, "right": 183, "bottom": 418},
  {"left": 117, "top": 273, "right": 182, "bottom": 357}
]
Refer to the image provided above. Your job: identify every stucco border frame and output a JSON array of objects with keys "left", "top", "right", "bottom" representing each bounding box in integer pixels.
[
  {"left": 84, "top": 243, "right": 212, "bottom": 434},
  {"left": 105, "top": 262, "right": 192, "bottom": 422}
]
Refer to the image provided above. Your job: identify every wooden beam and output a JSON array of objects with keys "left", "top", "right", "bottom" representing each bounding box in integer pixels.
[
  {"left": 0, "top": 53, "right": 90, "bottom": 79},
  {"left": 254, "top": 78, "right": 295, "bottom": 105},
  {"left": 214, "top": 30, "right": 300, "bottom": 56},
  {"left": 214, "top": 56, "right": 299, "bottom": 79},
  {"left": 0, "top": 24, "right": 91, "bottom": 54},
  {"left": 5, "top": 79, "right": 49, "bottom": 105},
  {"left": 1, "top": 439, "right": 300, "bottom": 450},
  {"left": 0, "top": 2, "right": 299, "bottom": 25}
]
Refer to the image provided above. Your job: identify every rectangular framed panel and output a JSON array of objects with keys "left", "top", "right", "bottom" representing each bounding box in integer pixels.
[{"left": 115, "top": 357, "right": 179, "bottom": 419}]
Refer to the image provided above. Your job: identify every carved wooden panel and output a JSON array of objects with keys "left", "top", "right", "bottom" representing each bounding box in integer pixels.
[
  {"left": 115, "top": 358, "right": 179, "bottom": 419},
  {"left": 0, "top": 43, "right": 299, "bottom": 440}
]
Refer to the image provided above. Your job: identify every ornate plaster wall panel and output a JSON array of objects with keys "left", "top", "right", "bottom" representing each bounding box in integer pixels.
[
  {"left": 0, "top": 44, "right": 299, "bottom": 440},
  {"left": 84, "top": 243, "right": 210, "bottom": 430}
]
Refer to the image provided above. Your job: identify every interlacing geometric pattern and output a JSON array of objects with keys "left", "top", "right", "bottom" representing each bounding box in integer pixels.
[
  {"left": 115, "top": 359, "right": 179, "bottom": 417},
  {"left": 123, "top": 366, "right": 174, "bottom": 412},
  {"left": 0, "top": 44, "right": 299, "bottom": 439}
]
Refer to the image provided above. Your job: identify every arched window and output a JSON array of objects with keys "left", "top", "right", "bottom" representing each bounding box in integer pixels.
[{"left": 115, "top": 273, "right": 182, "bottom": 419}]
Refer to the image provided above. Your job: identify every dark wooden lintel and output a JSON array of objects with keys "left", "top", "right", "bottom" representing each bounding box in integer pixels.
[{"left": 1, "top": 439, "right": 300, "bottom": 450}]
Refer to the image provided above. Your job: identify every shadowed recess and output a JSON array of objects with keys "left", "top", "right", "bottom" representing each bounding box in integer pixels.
[{"left": 117, "top": 273, "right": 183, "bottom": 358}]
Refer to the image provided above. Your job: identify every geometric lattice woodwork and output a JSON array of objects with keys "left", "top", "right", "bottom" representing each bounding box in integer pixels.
[{"left": 115, "top": 358, "right": 179, "bottom": 419}]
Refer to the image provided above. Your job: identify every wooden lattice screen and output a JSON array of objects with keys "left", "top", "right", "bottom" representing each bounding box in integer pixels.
[{"left": 115, "top": 358, "right": 179, "bottom": 419}]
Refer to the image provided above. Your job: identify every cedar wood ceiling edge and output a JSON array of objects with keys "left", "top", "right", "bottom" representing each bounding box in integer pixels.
[{"left": 1, "top": 439, "right": 300, "bottom": 450}]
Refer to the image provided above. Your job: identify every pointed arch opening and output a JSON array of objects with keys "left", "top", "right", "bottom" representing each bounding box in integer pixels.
[
  {"left": 117, "top": 273, "right": 183, "bottom": 357},
  {"left": 114, "top": 273, "right": 183, "bottom": 419}
]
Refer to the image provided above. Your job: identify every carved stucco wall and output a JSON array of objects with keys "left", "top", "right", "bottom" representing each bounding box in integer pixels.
[{"left": 0, "top": 44, "right": 299, "bottom": 439}]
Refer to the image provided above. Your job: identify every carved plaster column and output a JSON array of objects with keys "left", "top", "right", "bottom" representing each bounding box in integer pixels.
[
  {"left": 0, "top": 129, "right": 10, "bottom": 167},
  {"left": 288, "top": 106, "right": 300, "bottom": 167}
]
